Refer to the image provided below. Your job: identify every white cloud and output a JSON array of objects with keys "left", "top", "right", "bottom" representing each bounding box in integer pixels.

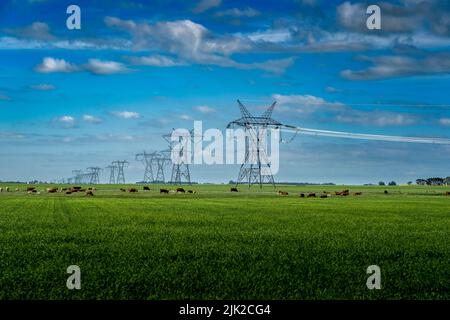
[
  {"left": 82, "top": 115, "right": 103, "bottom": 123},
  {"left": 0, "top": 95, "right": 11, "bottom": 101},
  {"left": 439, "top": 118, "right": 450, "bottom": 126},
  {"left": 192, "top": 0, "right": 221, "bottom": 13},
  {"left": 111, "top": 111, "right": 141, "bottom": 119},
  {"left": 178, "top": 114, "right": 193, "bottom": 121},
  {"left": 341, "top": 53, "right": 450, "bottom": 80},
  {"left": 127, "top": 54, "right": 184, "bottom": 67},
  {"left": 35, "top": 57, "right": 78, "bottom": 73},
  {"left": 215, "top": 7, "right": 260, "bottom": 18},
  {"left": 5, "top": 22, "right": 55, "bottom": 41},
  {"left": 30, "top": 83, "right": 55, "bottom": 91},
  {"left": 272, "top": 94, "right": 345, "bottom": 114},
  {"left": 83, "top": 59, "right": 128, "bottom": 75},
  {"left": 55, "top": 115, "right": 76, "bottom": 128},
  {"left": 193, "top": 105, "right": 216, "bottom": 114}
]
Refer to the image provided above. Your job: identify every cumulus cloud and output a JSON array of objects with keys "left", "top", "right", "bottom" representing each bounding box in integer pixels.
[
  {"left": 111, "top": 111, "right": 141, "bottom": 119},
  {"left": 215, "top": 7, "right": 260, "bottom": 18},
  {"left": 54, "top": 115, "right": 76, "bottom": 128},
  {"left": 273, "top": 94, "right": 345, "bottom": 114},
  {"left": 127, "top": 54, "right": 184, "bottom": 67},
  {"left": 273, "top": 93, "right": 417, "bottom": 127},
  {"left": 104, "top": 16, "right": 293, "bottom": 74},
  {"left": 34, "top": 57, "right": 128, "bottom": 75},
  {"left": 82, "top": 115, "right": 103, "bottom": 124},
  {"left": 193, "top": 105, "right": 216, "bottom": 114},
  {"left": 178, "top": 114, "right": 193, "bottom": 121},
  {"left": 439, "top": 118, "right": 450, "bottom": 126},
  {"left": 341, "top": 53, "right": 450, "bottom": 80},
  {"left": 192, "top": 0, "right": 221, "bottom": 13},
  {"left": 4, "top": 22, "right": 55, "bottom": 41},
  {"left": 83, "top": 59, "right": 128, "bottom": 75},
  {"left": 29, "top": 83, "right": 55, "bottom": 91},
  {"left": 34, "top": 57, "right": 78, "bottom": 73}
]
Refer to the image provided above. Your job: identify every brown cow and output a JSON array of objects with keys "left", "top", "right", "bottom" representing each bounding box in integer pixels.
[
  {"left": 353, "top": 192, "right": 362, "bottom": 196},
  {"left": 230, "top": 187, "right": 238, "bottom": 192},
  {"left": 128, "top": 188, "right": 138, "bottom": 193},
  {"left": 47, "top": 187, "right": 58, "bottom": 193},
  {"left": 299, "top": 193, "right": 305, "bottom": 198},
  {"left": 444, "top": 191, "right": 450, "bottom": 196},
  {"left": 320, "top": 194, "right": 328, "bottom": 198},
  {"left": 277, "top": 190, "right": 288, "bottom": 196},
  {"left": 307, "top": 193, "right": 316, "bottom": 198},
  {"left": 176, "top": 187, "right": 186, "bottom": 193},
  {"left": 86, "top": 191, "right": 94, "bottom": 196},
  {"left": 26, "top": 187, "right": 36, "bottom": 192},
  {"left": 160, "top": 188, "right": 169, "bottom": 194}
]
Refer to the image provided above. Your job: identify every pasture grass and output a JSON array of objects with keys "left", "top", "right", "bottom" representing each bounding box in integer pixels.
[{"left": 0, "top": 183, "right": 449, "bottom": 299}]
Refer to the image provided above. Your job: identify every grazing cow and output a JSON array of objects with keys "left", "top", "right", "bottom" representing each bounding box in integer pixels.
[
  {"left": 335, "top": 191, "right": 342, "bottom": 195},
  {"left": 143, "top": 186, "right": 151, "bottom": 191},
  {"left": 61, "top": 188, "right": 67, "bottom": 192},
  {"left": 307, "top": 193, "right": 316, "bottom": 198},
  {"left": 299, "top": 193, "right": 305, "bottom": 198},
  {"left": 65, "top": 191, "right": 72, "bottom": 195},
  {"left": 176, "top": 187, "right": 186, "bottom": 193},
  {"left": 15, "top": 188, "right": 19, "bottom": 192},
  {"left": 128, "top": 188, "right": 138, "bottom": 193},
  {"left": 230, "top": 187, "right": 238, "bottom": 192},
  {"left": 320, "top": 194, "right": 328, "bottom": 198},
  {"left": 47, "top": 188, "right": 58, "bottom": 193},
  {"left": 353, "top": 192, "right": 362, "bottom": 196},
  {"left": 277, "top": 190, "right": 288, "bottom": 196},
  {"left": 160, "top": 188, "right": 169, "bottom": 194},
  {"left": 26, "top": 187, "right": 35, "bottom": 192},
  {"left": 187, "top": 190, "right": 196, "bottom": 194},
  {"left": 384, "top": 190, "right": 389, "bottom": 194},
  {"left": 86, "top": 191, "right": 94, "bottom": 196},
  {"left": 5, "top": 187, "right": 9, "bottom": 192},
  {"left": 120, "top": 188, "right": 126, "bottom": 192},
  {"left": 444, "top": 191, "right": 450, "bottom": 196}
]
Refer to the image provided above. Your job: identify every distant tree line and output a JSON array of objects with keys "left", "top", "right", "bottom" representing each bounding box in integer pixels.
[{"left": 415, "top": 177, "right": 450, "bottom": 186}]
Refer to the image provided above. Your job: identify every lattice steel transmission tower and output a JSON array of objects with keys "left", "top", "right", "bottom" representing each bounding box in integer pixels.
[
  {"left": 155, "top": 150, "right": 171, "bottom": 183},
  {"left": 227, "top": 99, "right": 287, "bottom": 188},
  {"left": 72, "top": 170, "right": 83, "bottom": 184},
  {"left": 105, "top": 165, "right": 117, "bottom": 184},
  {"left": 87, "top": 167, "right": 102, "bottom": 184},
  {"left": 163, "top": 130, "right": 192, "bottom": 185},
  {"left": 135, "top": 151, "right": 155, "bottom": 183},
  {"left": 112, "top": 160, "right": 128, "bottom": 184}
]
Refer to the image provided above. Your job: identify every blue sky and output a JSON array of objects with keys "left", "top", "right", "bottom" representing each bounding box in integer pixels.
[{"left": 0, "top": 0, "right": 449, "bottom": 184}]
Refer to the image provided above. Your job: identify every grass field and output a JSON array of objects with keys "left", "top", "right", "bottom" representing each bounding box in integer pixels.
[{"left": 0, "top": 183, "right": 449, "bottom": 300}]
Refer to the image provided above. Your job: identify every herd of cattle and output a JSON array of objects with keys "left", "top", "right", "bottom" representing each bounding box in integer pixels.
[{"left": 1, "top": 186, "right": 450, "bottom": 197}]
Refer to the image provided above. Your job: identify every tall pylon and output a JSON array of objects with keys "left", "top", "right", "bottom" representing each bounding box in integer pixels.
[
  {"left": 135, "top": 151, "right": 155, "bottom": 183},
  {"left": 227, "top": 99, "right": 282, "bottom": 188},
  {"left": 163, "top": 130, "right": 192, "bottom": 185},
  {"left": 105, "top": 165, "right": 117, "bottom": 184},
  {"left": 112, "top": 160, "right": 128, "bottom": 184},
  {"left": 87, "top": 167, "right": 102, "bottom": 184}
]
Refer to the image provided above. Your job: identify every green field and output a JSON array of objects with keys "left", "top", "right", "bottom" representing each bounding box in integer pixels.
[{"left": 0, "top": 183, "right": 449, "bottom": 300}]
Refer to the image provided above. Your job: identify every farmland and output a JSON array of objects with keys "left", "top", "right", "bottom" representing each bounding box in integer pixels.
[{"left": 0, "top": 184, "right": 449, "bottom": 300}]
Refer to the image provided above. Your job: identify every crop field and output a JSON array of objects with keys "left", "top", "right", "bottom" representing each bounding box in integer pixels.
[{"left": 0, "top": 183, "right": 449, "bottom": 300}]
